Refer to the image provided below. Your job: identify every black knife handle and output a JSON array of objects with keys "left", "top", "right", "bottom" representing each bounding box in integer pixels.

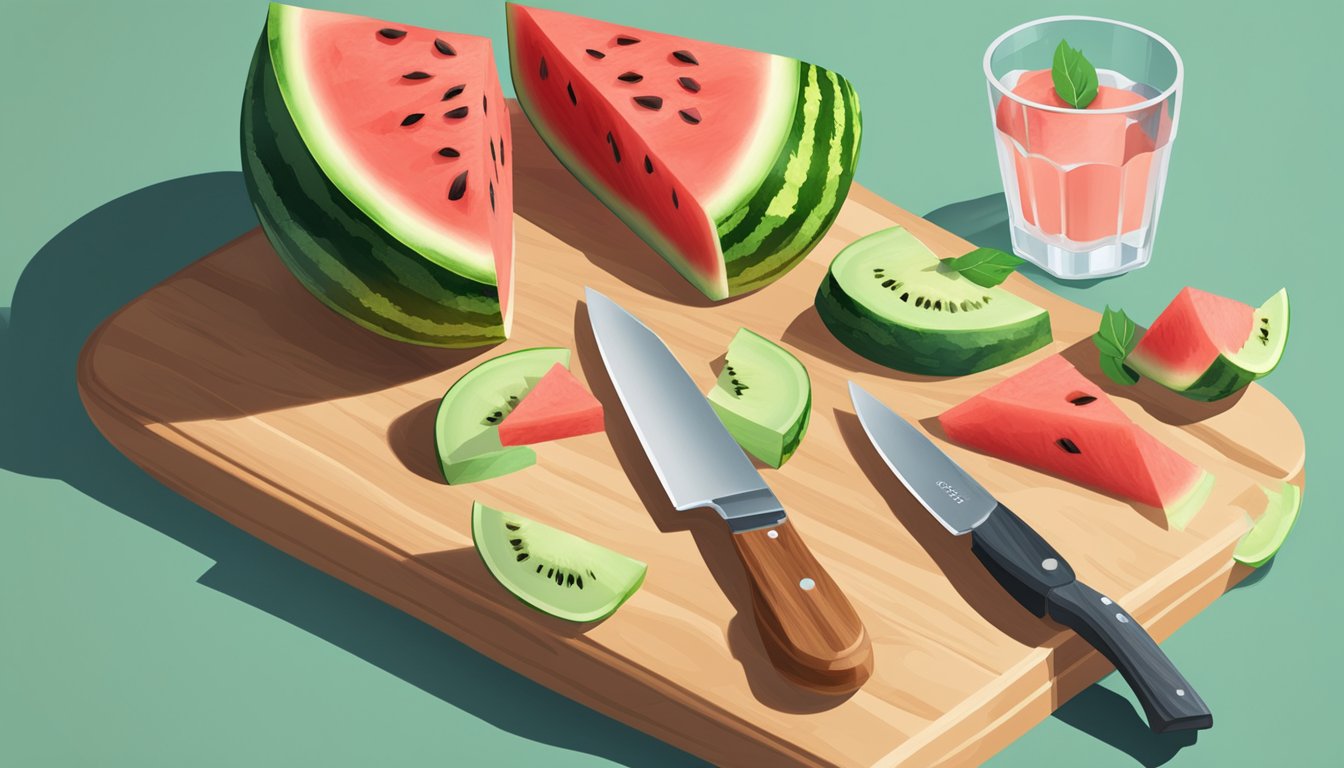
[
  {"left": 1047, "top": 580, "right": 1212, "bottom": 732},
  {"left": 970, "top": 503, "right": 1212, "bottom": 733}
]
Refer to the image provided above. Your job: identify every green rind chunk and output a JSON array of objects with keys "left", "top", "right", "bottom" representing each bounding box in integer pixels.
[
  {"left": 706, "top": 329, "right": 812, "bottom": 467},
  {"left": 1234, "top": 482, "right": 1302, "bottom": 568},
  {"left": 435, "top": 348, "right": 571, "bottom": 484},
  {"left": 1164, "top": 469, "right": 1215, "bottom": 532},
  {"left": 472, "top": 501, "right": 647, "bottom": 622},
  {"left": 1132, "top": 289, "right": 1290, "bottom": 402},
  {"left": 815, "top": 227, "right": 1052, "bottom": 376},
  {"left": 717, "top": 63, "right": 861, "bottom": 296},
  {"left": 241, "top": 27, "right": 506, "bottom": 348}
]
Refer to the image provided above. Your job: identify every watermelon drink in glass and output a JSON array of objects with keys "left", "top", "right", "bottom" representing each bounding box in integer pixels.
[{"left": 985, "top": 17, "right": 1182, "bottom": 279}]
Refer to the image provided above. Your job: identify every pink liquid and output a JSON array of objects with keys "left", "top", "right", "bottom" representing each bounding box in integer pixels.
[{"left": 995, "top": 69, "right": 1170, "bottom": 243}]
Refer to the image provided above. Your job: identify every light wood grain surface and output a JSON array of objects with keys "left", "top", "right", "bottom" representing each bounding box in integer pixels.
[{"left": 78, "top": 102, "right": 1305, "bottom": 767}]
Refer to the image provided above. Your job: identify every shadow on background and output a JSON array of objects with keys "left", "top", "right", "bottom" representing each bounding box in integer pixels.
[{"left": 0, "top": 172, "right": 704, "bottom": 768}]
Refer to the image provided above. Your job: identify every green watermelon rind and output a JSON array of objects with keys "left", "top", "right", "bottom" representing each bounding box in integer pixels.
[
  {"left": 508, "top": 11, "right": 860, "bottom": 301},
  {"left": 1127, "top": 289, "right": 1290, "bottom": 402},
  {"left": 815, "top": 271, "right": 1052, "bottom": 376},
  {"left": 241, "top": 10, "right": 508, "bottom": 348}
]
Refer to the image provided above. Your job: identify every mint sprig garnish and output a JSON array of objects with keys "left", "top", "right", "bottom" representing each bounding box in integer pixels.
[
  {"left": 1052, "top": 40, "right": 1099, "bottom": 108},
  {"left": 1092, "top": 306, "right": 1140, "bottom": 385},
  {"left": 942, "top": 247, "right": 1025, "bottom": 288}
]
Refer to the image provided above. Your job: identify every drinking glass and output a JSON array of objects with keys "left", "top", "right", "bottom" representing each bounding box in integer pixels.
[{"left": 985, "top": 16, "right": 1182, "bottom": 279}]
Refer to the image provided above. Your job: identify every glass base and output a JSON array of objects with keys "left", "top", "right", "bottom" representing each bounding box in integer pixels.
[{"left": 1009, "top": 223, "right": 1153, "bottom": 280}]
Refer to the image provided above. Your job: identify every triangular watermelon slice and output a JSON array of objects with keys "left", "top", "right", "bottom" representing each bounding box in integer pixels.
[
  {"left": 939, "top": 355, "right": 1213, "bottom": 528},
  {"left": 507, "top": 4, "right": 861, "bottom": 300},
  {"left": 242, "top": 3, "right": 513, "bottom": 347},
  {"left": 499, "top": 364, "right": 605, "bottom": 446}
]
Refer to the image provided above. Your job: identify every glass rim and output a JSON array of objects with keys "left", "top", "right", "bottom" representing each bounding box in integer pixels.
[{"left": 984, "top": 15, "right": 1184, "bottom": 116}]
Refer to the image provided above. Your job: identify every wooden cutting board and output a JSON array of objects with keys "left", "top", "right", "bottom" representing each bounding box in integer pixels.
[{"left": 78, "top": 103, "right": 1305, "bottom": 767}]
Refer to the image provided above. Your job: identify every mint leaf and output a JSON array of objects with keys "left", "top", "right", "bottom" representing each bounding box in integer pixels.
[
  {"left": 1092, "top": 306, "right": 1140, "bottom": 386},
  {"left": 1099, "top": 354, "right": 1141, "bottom": 386},
  {"left": 1052, "top": 40, "right": 1099, "bottom": 108},
  {"left": 943, "top": 247, "right": 1025, "bottom": 288}
]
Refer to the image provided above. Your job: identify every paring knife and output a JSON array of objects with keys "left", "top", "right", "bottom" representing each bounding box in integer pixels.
[
  {"left": 585, "top": 288, "right": 873, "bottom": 693},
  {"left": 848, "top": 382, "right": 1212, "bottom": 733}
]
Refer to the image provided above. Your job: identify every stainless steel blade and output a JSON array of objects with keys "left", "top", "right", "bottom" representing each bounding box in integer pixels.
[
  {"left": 585, "top": 289, "right": 784, "bottom": 532},
  {"left": 849, "top": 381, "right": 998, "bottom": 535}
]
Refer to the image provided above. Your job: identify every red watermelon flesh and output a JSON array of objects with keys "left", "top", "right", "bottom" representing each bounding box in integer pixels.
[
  {"left": 276, "top": 5, "right": 514, "bottom": 325},
  {"left": 1127, "top": 287, "right": 1254, "bottom": 387},
  {"left": 499, "top": 364, "right": 605, "bottom": 446},
  {"left": 939, "top": 355, "right": 1211, "bottom": 514}
]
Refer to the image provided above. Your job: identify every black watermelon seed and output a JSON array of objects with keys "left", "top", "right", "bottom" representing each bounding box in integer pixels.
[
  {"left": 617, "top": 71, "right": 643, "bottom": 83},
  {"left": 434, "top": 38, "right": 456, "bottom": 56},
  {"left": 444, "top": 106, "right": 469, "bottom": 119},
  {"left": 448, "top": 171, "right": 468, "bottom": 201},
  {"left": 881, "top": 279, "right": 895, "bottom": 288},
  {"left": 400, "top": 113, "right": 425, "bottom": 126},
  {"left": 576, "top": 576, "right": 584, "bottom": 589},
  {"left": 490, "top": 140, "right": 497, "bottom": 163},
  {"left": 633, "top": 95, "right": 663, "bottom": 110},
  {"left": 437, "top": 146, "right": 460, "bottom": 158},
  {"left": 539, "top": 56, "right": 549, "bottom": 80},
  {"left": 671, "top": 188, "right": 679, "bottom": 208},
  {"left": 1069, "top": 395, "right": 1098, "bottom": 406},
  {"left": 672, "top": 50, "right": 699, "bottom": 65},
  {"left": 378, "top": 28, "right": 406, "bottom": 40},
  {"left": 441, "top": 83, "right": 465, "bottom": 101},
  {"left": 606, "top": 132, "right": 621, "bottom": 163},
  {"left": 900, "top": 292, "right": 910, "bottom": 302},
  {"left": 678, "top": 107, "right": 702, "bottom": 125},
  {"left": 516, "top": 553, "right": 528, "bottom": 562},
  {"left": 616, "top": 35, "right": 640, "bottom": 45},
  {"left": 585, "top": 48, "right": 606, "bottom": 59},
  {"left": 677, "top": 76, "right": 701, "bottom": 93},
  {"left": 567, "top": 82, "right": 576, "bottom": 105},
  {"left": 643, "top": 155, "right": 653, "bottom": 174},
  {"left": 500, "top": 141, "right": 506, "bottom": 166},
  {"left": 1056, "top": 438, "right": 1082, "bottom": 454},
  {"left": 482, "top": 95, "right": 488, "bottom": 114},
  {"left": 489, "top": 181, "right": 495, "bottom": 212},
  {"left": 402, "top": 71, "right": 432, "bottom": 80}
]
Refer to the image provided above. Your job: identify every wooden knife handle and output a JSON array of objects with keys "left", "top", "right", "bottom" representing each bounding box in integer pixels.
[{"left": 732, "top": 519, "right": 873, "bottom": 694}]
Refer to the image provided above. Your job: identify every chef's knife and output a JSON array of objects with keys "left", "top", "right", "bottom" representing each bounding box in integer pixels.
[
  {"left": 849, "top": 382, "right": 1212, "bottom": 733},
  {"left": 585, "top": 288, "right": 873, "bottom": 693}
]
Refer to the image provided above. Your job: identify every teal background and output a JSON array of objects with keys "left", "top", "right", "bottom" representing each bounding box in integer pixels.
[{"left": 2, "top": 0, "right": 1339, "bottom": 765}]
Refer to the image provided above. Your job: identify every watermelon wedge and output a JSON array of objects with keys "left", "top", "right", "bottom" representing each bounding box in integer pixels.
[
  {"left": 242, "top": 3, "right": 513, "bottom": 347},
  {"left": 499, "top": 363, "right": 605, "bottom": 446},
  {"left": 939, "top": 355, "right": 1213, "bottom": 528},
  {"left": 1126, "top": 287, "right": 1289, "bottom": 402},
  {"left": 507, "top": 4, "right": 861, "bottom": 300}
]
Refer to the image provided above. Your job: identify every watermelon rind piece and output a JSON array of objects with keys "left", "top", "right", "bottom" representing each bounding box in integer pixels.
[
  {"left": 435, "top": 348, "right": 571, "bottom": 484},
  {"left": 506, "top": 4, "right": 860, "bottom": 300},
  {"left": 1233, "top": 481, "right": 1302, "bottom": 568},
  {"left": 706, "top": 329, "right": 812, "bottom": 468},
  {"left": 241, "top": 4, "right": 511, "bottom": 348},
  {"left": 472, "top": 501, "right": 647, "bottom": 622},
  {"left": 1163, "top": 469, "right": 1215, "bottom": 531},
  {"left": 1128, "top": 289, "right": 1289, "bottom": 402},
  {"left": 815, "top": 227, "right": 1052, "bottom": 375}
]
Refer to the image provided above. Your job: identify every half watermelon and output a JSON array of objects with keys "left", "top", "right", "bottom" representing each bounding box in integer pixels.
[
  {"left": 1126, "top": 287, "right": 1289, "bottom": 402},
  {"left": 939, "top": 355, "right": 1214, "bottom": 528},
  {"left": 242, "top": 3, "right": 513, "bottom": 347},
  {"left": 507, "top": 4, "right": 861, "bottom": 300}
]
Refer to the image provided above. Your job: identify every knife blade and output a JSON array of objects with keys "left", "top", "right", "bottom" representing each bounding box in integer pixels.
[
  {"left": 585, "top": 288, "right": 872, "bottom": 693},
  {"left": 849, "top": 382, "right": 1213, "bottom": 733}
]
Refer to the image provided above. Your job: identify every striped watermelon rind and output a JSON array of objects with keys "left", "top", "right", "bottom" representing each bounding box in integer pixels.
[
  {"left": 241, "top": 7, "right": 509, "bottom": 348},
  {"left": 716, "top": 64, "right": 862, "bottom": 295}
]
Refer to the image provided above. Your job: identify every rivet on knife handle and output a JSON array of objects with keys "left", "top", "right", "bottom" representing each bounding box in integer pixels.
[{"left": 732, "top": 518, "right": 874, "bottom": 694}]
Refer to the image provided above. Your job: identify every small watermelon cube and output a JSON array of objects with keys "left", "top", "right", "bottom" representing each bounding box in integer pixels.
[{"left": 499, "top": 364, "right": 605, "bottom": 446}]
